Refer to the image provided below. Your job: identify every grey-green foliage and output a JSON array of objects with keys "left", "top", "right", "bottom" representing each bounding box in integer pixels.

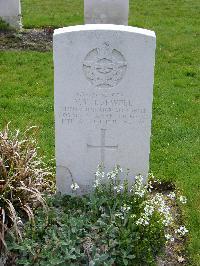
[{"left": 8, "top": 167, "right": 166, "bottom": 266}]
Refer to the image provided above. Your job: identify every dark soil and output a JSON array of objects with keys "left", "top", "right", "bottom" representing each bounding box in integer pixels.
[
  {"left": 153, "top": 182, "right": 188, "bottom": 266},
  {"left": 0, "top": 28, "right": 53, "bottom": 51}
]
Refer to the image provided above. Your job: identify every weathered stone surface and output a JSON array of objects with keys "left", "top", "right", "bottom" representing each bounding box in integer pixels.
[
  {"left": 53, "top": 24, "right": 156, "bottom": 194},
  {"left": 84, "top": 0, "right": 129, "bottom": 25},
  {"left": 0, "top": 0, "right": 21, "bottom": 29}
]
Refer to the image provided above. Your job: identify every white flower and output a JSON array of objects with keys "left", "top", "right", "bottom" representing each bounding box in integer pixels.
[
  {"left": 179, "top": 196, "right": 187, "bottom": 204},
  {"left": 165, "top": 234, "right": 174, "bottom": 242},
  {"left": 167, "top": 192, "right": 176, "bottom": 200},
  {"left": 114, "top": 185, "right": 124, "bottom": 193},
  {"left": 149, "top": 193, "right": 174, "bottom": 226},
  {"left": 95, "top": 170, "right": 105, "bottom": 178},
  {"left": 144, "top": 204, "right": 154, "bottom": 216},
  {"left": 115, "top": 165, "right": 123, "bottom": 173},
  {"left": 95, "top": 165, "right": 105, "bottom": 178},
  {"left": 115, "top": 212, "right": 124, "bottom": 220},
  {"left": 93, "top": 179, "right": 100, "bottom": 188},
  {"left": 131, "top": 175, "right": 147, "bottom": 198},
  {"left": 107, "top": 171, "right": 116, "bottom": 179},
  {"left": 106, "top": 165, "right": 123, "bottom": 180},
  {"left": 147, "top": 181, "right": 153, "bottom": 192},
  {"left": 148, "top": 180, "right": 153, "bottom": 189},
  {"left": 136, "top": 216, "right": 149, "bottom": 226},
  {"left": 136, "top": 218, "right": 144, "bottom": 225},
  {"left": 135, "top": 189, "right": 146, "bottom": 198},
  {"left": 135, "top": 174, "right": 144, "bottom": 182},
  {"left": 175, "top": 226, "right": 189, "bottom": 236},
  {"left": 162, "top": 216, "right": 173, "bottom": 226},
  {"left": 71, "top": 182, "right": 80, "bottom": 191},
  {"left": 165, "top": 234, "right": 171, "bottom": 240},
  {"left": 95, "top": 171, "right": 101, "bottom": 177},
  {"left": 148, "top": 173, "right": 155, "bottom": 179},
  {"left": 158, "top": 205, "right": 171, "bottom": 214},
  {"left": 177, "top": 256, "right": 185, "bottom": 263},
  {"left": 121, "top": 205, "right": 131, "bottom": 213},
  {"left": 136, "top": 201, "right": 156, "bottom": 227}
]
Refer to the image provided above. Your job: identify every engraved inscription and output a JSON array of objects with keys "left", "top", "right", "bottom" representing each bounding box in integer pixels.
[
  {"left": 83, "top": 42, "right": 127, "bottom": 88},
  {"left": 87, "top": 128, "right": 118, "bottom": 164},
  {"left": 62, "top": 91, "right": 149, "bottom": 128}
]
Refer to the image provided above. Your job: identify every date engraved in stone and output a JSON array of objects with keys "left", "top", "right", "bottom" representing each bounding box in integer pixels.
[
  {"left": 62, "top": 92, "right": 149, "bottom": 127},
  {"left": 83, "top": 42, "right": 127, "bottom": 88}
]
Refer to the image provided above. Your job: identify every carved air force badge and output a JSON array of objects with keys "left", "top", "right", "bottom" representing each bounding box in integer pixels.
[{"left": 83, "top": 42, "right": 127, "bottom": 88}]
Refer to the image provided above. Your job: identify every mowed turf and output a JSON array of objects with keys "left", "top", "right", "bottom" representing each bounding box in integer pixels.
[
  {"left": 1, "top": 0, "right": 200, "bottom": 264},
  {"left": 0, "top": 52, "right": 54, "bottom": 159},
  {"left": 21, "top": 0, "right": 84, "bottom": 28}
]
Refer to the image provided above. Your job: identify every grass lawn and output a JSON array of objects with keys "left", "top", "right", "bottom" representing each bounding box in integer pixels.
[
  {"left": 1, "top": 0, "right": 200, "bottom": 264},
  {"left": 21, "top": 0, "right": 84, "bottom": 28},
  {"left": 0, "top": 52, "right": 54, "bottom": 159}
]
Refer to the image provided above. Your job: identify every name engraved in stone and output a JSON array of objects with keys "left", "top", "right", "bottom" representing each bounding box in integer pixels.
[{"left": 62, "top": 91, "right": 149, "bottom": 126}]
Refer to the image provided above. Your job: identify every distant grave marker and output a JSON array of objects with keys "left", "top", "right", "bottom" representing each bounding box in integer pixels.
[
  {"left": 84, "top": 0, "right": 129, "bottom": 25},
  {"left": 53, "top": 25, "right": 156, "bottom": 194},
  {"left": 0, "top": 0, "right": 21, "bottom": 29}
]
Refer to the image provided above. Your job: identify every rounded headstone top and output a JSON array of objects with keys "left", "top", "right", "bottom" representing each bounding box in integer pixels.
[{"left": 53, "top": 24, "right": 156, "bottom": 39}]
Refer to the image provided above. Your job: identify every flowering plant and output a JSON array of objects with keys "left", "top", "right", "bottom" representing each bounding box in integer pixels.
[
  {"left": 9, "top": 165, "right": 188, "bottom": 265},
  {"left": 91, "top": 165, "right": 188, "bottom": 239}
]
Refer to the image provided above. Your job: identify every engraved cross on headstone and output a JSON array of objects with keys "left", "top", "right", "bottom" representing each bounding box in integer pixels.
[{"left": 87, "top": 129, "right": 118, "bottom": 164}]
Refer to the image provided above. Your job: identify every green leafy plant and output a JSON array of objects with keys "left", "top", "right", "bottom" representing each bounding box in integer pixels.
[
  {"left": 0, "top": 18, "right": 10, "bottom": 31},
  {"left": 0, "top": 124, "right": 54, "bottom": 252},
  {"left": 9, "top": 165, "right": 189, "bottom": 265}
]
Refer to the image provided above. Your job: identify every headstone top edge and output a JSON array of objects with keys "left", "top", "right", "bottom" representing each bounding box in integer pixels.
[{"left": 53, "top": 24, "right": 156, "bottom": 39}]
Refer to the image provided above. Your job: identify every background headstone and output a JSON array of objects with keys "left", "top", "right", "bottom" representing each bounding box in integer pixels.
[
  {"left": 84, "top": 0, "right": 129, "bottom": 25},
  {"left": 54, "top": 25, "right": 156, "bottom": 194},
  {"left": 0, "top": 0, "right": 22, "bottom": 29}
]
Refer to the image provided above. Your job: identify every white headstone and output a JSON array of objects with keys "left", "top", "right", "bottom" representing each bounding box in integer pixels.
[
  {"left": 84, "top": 0, "right": 129, "bottom": 25},
  {"left": 0, "top": 0, "right": 21, "bottom": 29},
  {"left": 53, "top": 24, "right": 156, "bottom": 194}
]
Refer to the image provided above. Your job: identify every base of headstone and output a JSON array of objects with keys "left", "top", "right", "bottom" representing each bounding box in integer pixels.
[
  {"left": 1, "top": 15, "right": 22, "bottom": 29},
  {"left": 0, "top": 0, "right": 22, "bottom": 29}
]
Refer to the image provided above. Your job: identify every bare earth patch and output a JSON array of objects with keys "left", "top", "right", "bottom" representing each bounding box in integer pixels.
[
  {"left": 0, "top": 28, "right": 53, "bottom": 51},
  {"left": 155, "top": 183, "right": 188, "bottom": 266}
]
